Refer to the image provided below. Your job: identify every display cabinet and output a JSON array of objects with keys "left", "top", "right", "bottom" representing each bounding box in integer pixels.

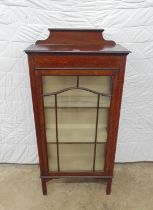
[{"left": 25, "top": 29, "right": 130, "bottom": 195}]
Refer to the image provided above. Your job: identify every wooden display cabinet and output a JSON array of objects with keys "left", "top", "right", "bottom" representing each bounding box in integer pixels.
[{"left": 25, "top": 29, "right": 130, "bottom": 195}]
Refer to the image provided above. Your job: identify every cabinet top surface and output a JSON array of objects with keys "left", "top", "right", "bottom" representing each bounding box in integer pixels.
[{"left": 25, "top": 29, "right": 130, "bottom": 55}]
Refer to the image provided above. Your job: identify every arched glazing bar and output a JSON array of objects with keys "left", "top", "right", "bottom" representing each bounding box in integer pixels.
[{"left": 43, "top": 86, "right": 111, "bottom": 97}]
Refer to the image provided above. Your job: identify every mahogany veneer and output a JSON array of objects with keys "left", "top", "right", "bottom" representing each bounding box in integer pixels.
[{"left": 25, "top": 28, "right": 130, "bottom": 195}]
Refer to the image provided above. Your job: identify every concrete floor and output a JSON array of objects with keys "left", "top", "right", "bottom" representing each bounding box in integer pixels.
[{"left": 0, "top": 163, "right": 153, "bottom": 210}]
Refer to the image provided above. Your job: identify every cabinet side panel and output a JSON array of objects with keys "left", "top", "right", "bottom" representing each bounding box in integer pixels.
[
  {"left": 105, "top": 56, "right": 127, "bottom": 175},
  {"left": 27, "top": 55, "right": 48, "bottom": 175}
]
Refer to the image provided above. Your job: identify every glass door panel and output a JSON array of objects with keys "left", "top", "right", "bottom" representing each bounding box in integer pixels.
[{"left": 42, "top": 76, "right": 112, "bottom": 172}]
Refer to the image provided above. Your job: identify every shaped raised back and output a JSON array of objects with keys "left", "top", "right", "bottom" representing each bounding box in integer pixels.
[{"left": 36, "top": 29, "right": 116, "bottom": 46}]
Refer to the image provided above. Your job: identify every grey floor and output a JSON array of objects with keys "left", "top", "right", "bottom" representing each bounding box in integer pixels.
[{"left": 0, "top": 163, "right": 153, "bottom": 210}]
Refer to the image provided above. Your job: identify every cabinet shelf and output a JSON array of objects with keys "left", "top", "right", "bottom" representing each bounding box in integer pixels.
[
  {"left": 47, "top": 141, "right": 106, "bottom": 144},
  {"left": 44, "top": 106, "right": 110, "bottom": 109},
  {"left": 47, "top": 143, "right": 105, "bottom": 172},
  {"left": 46, "top": 127, "right": 107, "bottom": 143},
  {"left": 45, "top": 107, "right": 108, "bottom": 143},
  {"left": 43, "top": 95, "right": 111, "bottom": 108}
]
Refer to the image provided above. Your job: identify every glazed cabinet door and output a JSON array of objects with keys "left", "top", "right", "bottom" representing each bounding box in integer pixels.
[{"left": 35, "top": 71, "right": 119, "bottom": 175}]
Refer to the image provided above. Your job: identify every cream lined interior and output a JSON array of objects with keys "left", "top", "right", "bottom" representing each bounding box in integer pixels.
[
  {"left": 42, "top": 76, "right": 111, "bottom": 172},
  {"left": 42, "top": 76, "right": 111, "bottom": 94},
  {"left": 47, "top": 143, "right": 105, "bottom": 171},
  {"left": 45, "top": 108, "right": 108, "bottom": 143},
  {"left": 43, "top": 94, "right": 110, "bottom": 108}
]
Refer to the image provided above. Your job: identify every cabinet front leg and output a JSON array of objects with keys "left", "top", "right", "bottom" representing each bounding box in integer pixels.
[
  {"left": 41, "top": 179, "right": 47, "bottom": 195},
  {"left": 106, "top": 179, "right": 112, "bottom": 195}
]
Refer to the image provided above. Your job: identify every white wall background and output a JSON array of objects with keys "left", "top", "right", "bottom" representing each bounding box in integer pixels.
[{"left": 0, "top": 0, "right": 153, "bottom": 163}]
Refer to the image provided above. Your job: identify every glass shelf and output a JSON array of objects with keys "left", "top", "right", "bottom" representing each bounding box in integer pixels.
[
  {"left": 46, "top": 127, "right": 107, "bottom": 143},
  {"left": 43, "top": 95, "right": 111, "bottom": 108},
  {"left": 47, "top": 143, "right": 106, "bottom": 172},
  {"left": 45, "top": 107, "right": 108, "bottom": 143}
]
